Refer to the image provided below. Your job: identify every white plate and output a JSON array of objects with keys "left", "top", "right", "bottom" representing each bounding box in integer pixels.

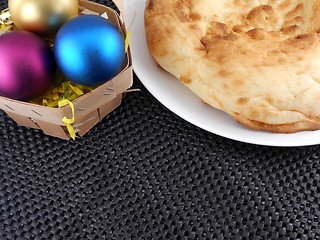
[{"left": 123, "top": 0, "right": 320, "bottom": 147}]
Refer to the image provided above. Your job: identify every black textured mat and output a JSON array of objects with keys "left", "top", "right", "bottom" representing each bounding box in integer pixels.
[{"left": 1, "top": 0, "right": 320, "bottom": 239}]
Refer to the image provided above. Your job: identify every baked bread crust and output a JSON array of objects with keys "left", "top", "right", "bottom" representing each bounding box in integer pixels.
[{"left": 144, "top": 0, "right": 320, "bottom": 133}]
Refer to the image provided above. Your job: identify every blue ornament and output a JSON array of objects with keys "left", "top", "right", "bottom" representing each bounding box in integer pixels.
[{"left": 54, "top": 15, "right": 125, "bottom": 86}]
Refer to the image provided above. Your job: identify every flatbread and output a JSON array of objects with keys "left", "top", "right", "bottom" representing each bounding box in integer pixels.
[{"left": 144, "top": 0, "right": 320, "bottom": 133}]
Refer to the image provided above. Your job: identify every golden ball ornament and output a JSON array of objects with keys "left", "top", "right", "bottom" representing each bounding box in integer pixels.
[{"left": 9, "top": 0, "right": 78, "bottom": 38}]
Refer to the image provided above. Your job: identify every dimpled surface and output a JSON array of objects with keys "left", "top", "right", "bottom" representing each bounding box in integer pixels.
[{"left": 145, "top": 0, "right": 320, "bottom": 133}]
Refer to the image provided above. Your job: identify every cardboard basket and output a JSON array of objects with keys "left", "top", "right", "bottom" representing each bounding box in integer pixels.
[{"left": 0, "top": 0, "right": 133, "bottom": 140}]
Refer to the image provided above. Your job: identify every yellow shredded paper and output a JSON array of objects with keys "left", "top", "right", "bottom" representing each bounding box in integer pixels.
[
  {"left": 125, "top": 32, "right": 131, "bottom": 53},
  {"left": 30, "top": 77, "right": 96, "bottom": 108},
  {"left": 58, "top": 99, "right": 76, "bottom": 140},
  {"left": 0, "top": 8, "right": 13, "bottom": 34}
]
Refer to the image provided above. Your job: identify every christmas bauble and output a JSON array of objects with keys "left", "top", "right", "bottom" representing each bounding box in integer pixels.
[
  {"left": 0, "top": 31, "right": 55, "bottom": 100},
  {"left": 9, "top": 0, "right": 78, "bottom": 38},
  {"left": 54, "top": 15, "right": 125, "bottom": 86}
]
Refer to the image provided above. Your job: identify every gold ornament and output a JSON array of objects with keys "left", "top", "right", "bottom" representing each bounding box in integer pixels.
[{"left": 9, "top": 0, "right": 78, "bottom": 38}]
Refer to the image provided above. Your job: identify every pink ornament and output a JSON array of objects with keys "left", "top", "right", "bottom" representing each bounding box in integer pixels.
[{"left": 0, "top": 31, "right": 55, "bottom": 100}]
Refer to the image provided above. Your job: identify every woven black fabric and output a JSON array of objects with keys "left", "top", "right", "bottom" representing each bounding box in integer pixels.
[{"left": 1, "top": 0, "right": 320, "bottom": 239}]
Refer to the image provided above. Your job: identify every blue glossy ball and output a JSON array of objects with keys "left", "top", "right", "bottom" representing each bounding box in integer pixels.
[{"left": 54, "top": 15, "right": 125, "bottom": 86}]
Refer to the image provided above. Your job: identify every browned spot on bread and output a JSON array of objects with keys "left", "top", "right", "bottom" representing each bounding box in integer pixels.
[
  {"left": 269, "top": 31, "right": 282, "bottom": 38},
  {"left": 265, "top": 95, "right": 274, "bottom": 105},
  {"left": 202, "top": 100, "right": 210, "bottom": 105},
  {"left": 247, "top": 5, "right": 280, "bottom": 28},
  {"left": 216, "top": 55, "right": 226, "bottom": 64},
  {"left": 238, "top": 97, "right": 249, "bottom": 104},
  {"left": 200, "top": 38, "right": 210, "bottom": 48},
  {"left": 233, "top": 79, "right": 245, "bottom": 87},
  {"left": 296, "top": 33, "right": 314, "bottom": 39},
  {"left": 180, "top": 76, "right": 192, "bottom": 84},
  {"left": 268, "top": 48, "right": 282, "bottom": 56},
  {"left": 189, "top": 24, "right": 205, "bottom": 38},
  {"left": 219, "top": 70, "right": 231, "bottom": 77},
  {"left": 189, "top": 24, "right": 198, "bottom": 30},
  {"left": 284, "top": 16, "right": 304, "bottom": 27},
  {"left": 210, "top": 22, "right": 229, "bottom": 36},
  {"left": 281, "top": 24, "right": 302, "bottom": 36},
  {"left": 232, "top": 25, "right": 243, "bottom": 33},
  {"left": 232, "top": 23, "right": 252, "bottom": 33},
  {"left": 197, "top": 43, "right": 208, "bottom": 52},
  {"left": 285, "top": 3, "right": 304, "bottom": 19},
  {"left": 175, "top": 11, "right": 188, "bottom": 22},
  {"left": 246, "top": 28, "right": 269, "bottom": 40},
  {"left": 297, "top": 56, "right": 304, "bottom": 61},
  {"left": 223, "top": 33, "right": 239, "bottom": 40},
  {"left": 173, "top": 1, "right": 190, "bottom": 22},
  {"left": 165, "top": 27, "right": 173, "bottom": 35},
  {"left": 278, "top": 0, "right": 293, "bottom": 11},
  {"left": 188, "top": 13, "right": 201, "bottom": 21},
  {"left": 249, "top": 109, "right": 259, "bottom": 119}
]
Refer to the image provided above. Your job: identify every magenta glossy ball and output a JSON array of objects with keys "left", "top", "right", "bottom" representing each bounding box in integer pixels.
[{"left": 0, "top": 31, "right": 55, "bottom": 100}]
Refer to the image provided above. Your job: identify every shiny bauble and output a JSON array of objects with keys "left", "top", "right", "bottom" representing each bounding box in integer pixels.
[
  {"left": 9, "top": 0, "right": 78, "bottom": 38},
  {"left": 0, "top": 31, "right": 55, "bottom": 100},
  {"left": 54, "top": 15, "right": 125, "bottom": 86}
]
